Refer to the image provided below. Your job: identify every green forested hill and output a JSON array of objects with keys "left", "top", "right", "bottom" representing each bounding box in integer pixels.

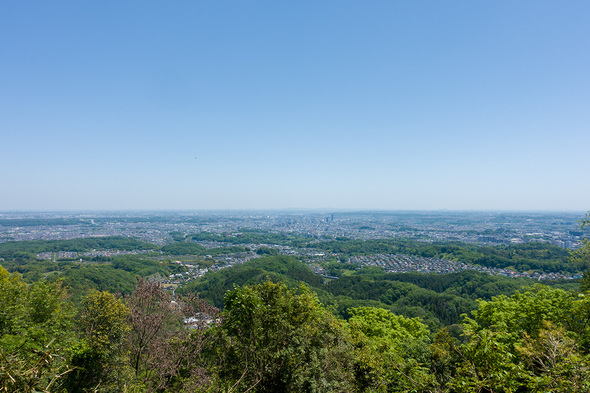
[
  {"left": 179, "top": 255, "right": 324, "bottom": 307},
  {"left": 160, "top": 241, "right": 206, "bottom": 255},
  {"left": 1, "top": 253, "right": 183, "bottom": 300},
  {"left": 323, "top": 270, "right": 537, "bottom": 328}
]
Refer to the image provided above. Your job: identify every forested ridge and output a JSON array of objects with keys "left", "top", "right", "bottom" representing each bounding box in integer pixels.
[{"left": 1, "top": 214, "right": 589, "bottom": 392}]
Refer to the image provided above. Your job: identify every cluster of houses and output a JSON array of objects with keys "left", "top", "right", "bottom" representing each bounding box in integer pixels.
[{"left": 36, "top": 249, "right": 154, "bottom": 260}]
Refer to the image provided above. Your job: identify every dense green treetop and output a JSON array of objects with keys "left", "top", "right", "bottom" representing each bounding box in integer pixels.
[
  {"left": 348, "top": 306, "right": 429, "bottom": 346},
  {"left": 213, "top": 280, "right": 356, "bottom": 393},
  {"left": 0, "top": 266, "right": 76, "bottom": 391},
  {"left": 161, "top": 242, "right": 206, "bottom": 255}
]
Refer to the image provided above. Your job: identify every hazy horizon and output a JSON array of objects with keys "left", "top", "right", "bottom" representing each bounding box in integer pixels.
[
  {"left": 2, "top": 2, "right": 589, "bottom": 212},
  {"left": 0, "top": 208, "right": 586, "bottom": 216}
]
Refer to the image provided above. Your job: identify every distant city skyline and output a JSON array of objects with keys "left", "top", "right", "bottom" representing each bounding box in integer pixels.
[{"left": 1, "top": 2, "right": 589, "bottom": 211}]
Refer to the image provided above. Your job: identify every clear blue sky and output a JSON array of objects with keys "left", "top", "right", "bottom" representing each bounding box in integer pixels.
[{"left": 1, "top": 1, "right": 589, "bottom": 211}]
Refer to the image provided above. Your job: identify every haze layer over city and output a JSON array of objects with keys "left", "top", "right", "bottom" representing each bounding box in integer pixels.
[{"left": 0, "top": 210, "right": 585, "bottom": 248}]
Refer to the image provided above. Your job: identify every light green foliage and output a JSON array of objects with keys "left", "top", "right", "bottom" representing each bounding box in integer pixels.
[
  {"left": 454, "top": 284, "right": 590, "bottom": 392},
  {"left": 79, "top": 290, "right": 131, "bottom": 351},
  {"left": 0, "top": 266, "right": 75, "bottom": 392},
  {"left": 452, "top": 328, "right": 525, "bottom": 393},
  {"left": 62, "top": 291, "right": 134, "bottom": 392},
  {"left": 517, "top": 321, "right": 590, "bottom": 392},
  {"left": 348, "top": 307, "right": 429, "bottom": 346},
  {"left": 429, "top": 328, "right": 462, "bottom": 390},
  {"left": 347, "top": 307, "right": 435, "bottom": 392},
  {"left": 467, "top": 285, "right": 578, "bottom": 346},
  {"left": 213, "top": 280, "right": 355, "bottom": 393},
  {"left": 0, "top": 266, "right": 26, "bottom": 334}
]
